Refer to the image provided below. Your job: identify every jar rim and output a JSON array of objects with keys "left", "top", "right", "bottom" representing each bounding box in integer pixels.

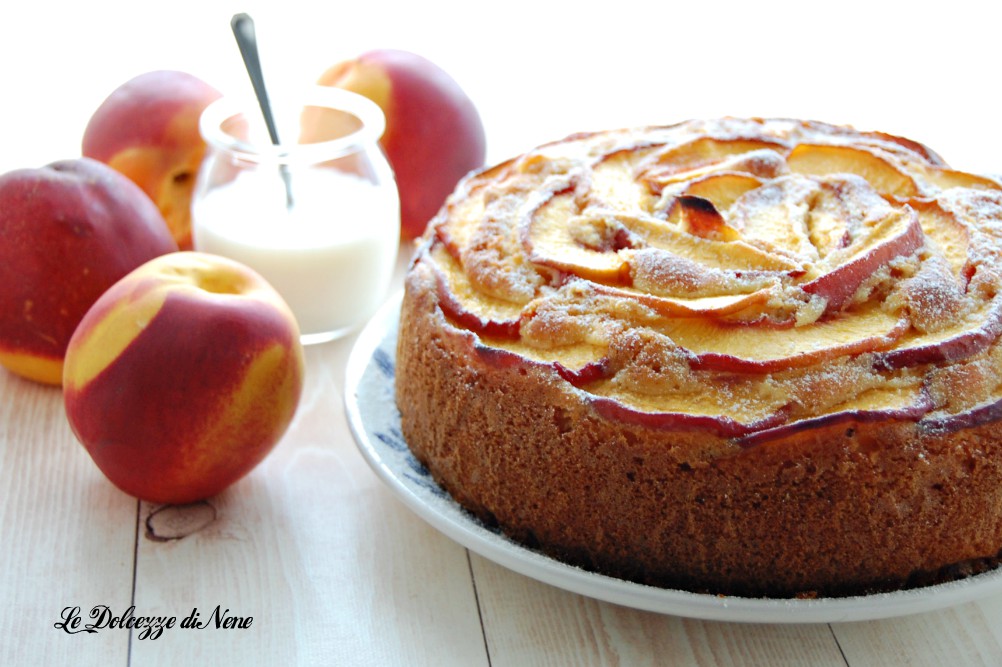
[{"left": 199, "top": 85, "right": 387, "bottom": 164}]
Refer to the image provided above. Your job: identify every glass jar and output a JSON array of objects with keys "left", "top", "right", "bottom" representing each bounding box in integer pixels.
[{"left": 192, "top": 85, "right": 400, "bottom": 344}]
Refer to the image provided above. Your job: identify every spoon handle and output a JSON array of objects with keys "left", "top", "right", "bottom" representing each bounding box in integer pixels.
[
  {"left": 230, "top": 12, "right": 294, "bottom": 208},
  {"left": 231, "top": 13, "right": 282, "bottom": 146}
]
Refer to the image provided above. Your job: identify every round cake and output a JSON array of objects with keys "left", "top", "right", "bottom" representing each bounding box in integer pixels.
[{"left": 394, "top": 117, "right": 1002, "bottom": 598}]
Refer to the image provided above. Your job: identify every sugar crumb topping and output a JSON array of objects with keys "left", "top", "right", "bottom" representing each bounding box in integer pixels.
[{"left": 422, "top": 117, "right": 1002, "bottom": 434}]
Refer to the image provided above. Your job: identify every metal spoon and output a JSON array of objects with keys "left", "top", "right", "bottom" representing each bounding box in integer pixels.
[{"left": 230, "top": 12, "right": 294, "bottom": 208}]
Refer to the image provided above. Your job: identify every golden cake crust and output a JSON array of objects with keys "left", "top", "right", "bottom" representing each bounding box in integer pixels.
[{"left": 395, "top": 117, "right": 1002, "bottom": 597}]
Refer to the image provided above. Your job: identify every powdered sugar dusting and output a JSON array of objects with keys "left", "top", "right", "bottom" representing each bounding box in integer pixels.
[{"left": 419, "top": 117, "right": 1002, "bottom": 436}]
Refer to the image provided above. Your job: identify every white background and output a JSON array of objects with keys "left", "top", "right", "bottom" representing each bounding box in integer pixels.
[{"left": 0, "top": 0, "right": 998, "bottom": 177}]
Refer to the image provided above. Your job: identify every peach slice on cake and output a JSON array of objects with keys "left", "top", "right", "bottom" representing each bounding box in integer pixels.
[
  {"left": 801, "top": 206, "right": 925, "bottom": 313},
  {"left": 913, "top": 199, "right": 972, "bottom": 283},
  {"left": 584, "top": 353, "right": 792, "bottom": 437},
  {"left": 587, "top": 395, "right": 789, "bottom": 439},
  {"left": 737, "top": 381, "right": 934, "bottom": 448},
  {"left": 521, "top": 191, "right": 803, "bottom": 286},
  {"left": 802, "top": 176, "right": 892, "bottom": 258},
  {"left": 520, "top": 190, "right": 632, "bottom": 284},
  {"left": 671, "top": 172, "right": 763, "bottom": 213},
  {"left": 475, "top": 335, "right": 612, "bottom": 386},
  {"left": 430, "top": 158, "right": 518, "bottom": 263},
  {"left": 620, "top": 212, "right": 805, "bottom": 274},
  {"left": 667, "top": 195, "right": 741, "bottom": 241},
  {"left": 587, "top": 147, "right": 662, "bottom": 213},
  {"left": 589, "top": 283, "right": 778, "bottom": 321},
  {"left": 922, "top": 380, "right": 1002, "bottom": 434},
  {"left": 429, "top": 243, "right": 522, "bottom": 338},
  {"left": 641, "top": 137, "right": 788, "bottom": 190},
  {"left": 433, "top": 192, "right": 487, "bottom": 264},
  {"left": 874, "top": 295, "right": 1002, "bottom": 370},
  {"left": 922, "top": 166, "right": 1002, "bottom": 193},
  {"left": 786, "top": 143, "right": 920, "bottom": 198},
  {"left": 726, "top": 176, "right": 820, "bottom": 261},
  {"left": 675, "top": 303, "right": 909, "bottom": 373}
]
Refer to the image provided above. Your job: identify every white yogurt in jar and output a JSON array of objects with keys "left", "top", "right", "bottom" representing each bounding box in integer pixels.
[{"left": 192, "top": 166, "right": 399, "bottom": 343}]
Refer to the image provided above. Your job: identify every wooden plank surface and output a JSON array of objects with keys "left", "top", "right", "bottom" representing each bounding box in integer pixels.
[
  {"left": 833, "top": 595, "right": 1002, "bottom": 667},
  {"left": 471, "top": 555, "right": 848, "bottom": 667},
  {"left": 128, "top": 305, "right": 490, "bottom": 666},
  {"left": 0, "top": 375, "right": 137, "bottom": 666}
]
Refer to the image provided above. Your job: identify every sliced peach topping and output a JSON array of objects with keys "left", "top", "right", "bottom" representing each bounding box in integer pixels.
[
  {"left": 737, "top": 379, "right": 932, "bottom": 447},
  {"left": 912, "top": 199, "right": 972, "bottom": 283},
  {"left": 803, "top": 176, "right": 893, "bottom": 258},
  {"left": 922, "top": 166, "right": 1002, "bottom": 193},
  {"left": 875, "top": 295, "right": 1002, "bottom": 370},
  {"left": 521, "top": 191, "right": 631, "bottom": 284},
  {"left": 422, "top": 117, "right": 1002, "bottom": 441},
  {"left": 587, "top": 391, "right": 788, "bottom": 439},
  {"left": 618, "top": 212, "right": 804, "bottom": 273},
  {"left": 671, "top": 303, "right": 909, "bottom": 373},
  {"left": 667, "top": 195, "right": 741, "bottom": 242},
  {"left": 642, "top": 137, "right": 787, "bottom": 188},
  {"left": 591, "top": 283, "right": 777, "bottom": 320},
  {"left": 673, "top": 171, "right": 763, "bottom": 213},
  {"left": 727, "top": 176, "right": 820, "bottom": 261},
  {"left": 429, "top": 243, "right": 523, "bottom": 337},
  {"left": 786, "top": 143, "right": 920, "bottom": 198},
  {"left": 482, "top": 335, "right": 609, "bottom": 385},
  {"left": 587, "top": 148, "right": 659, "bottom": 213},
  {"left": 801, "top": 206, "right": 925, "bottom": 312}
]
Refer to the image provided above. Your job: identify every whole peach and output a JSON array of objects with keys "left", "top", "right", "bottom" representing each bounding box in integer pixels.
[
  {"left": 83, "top": 70, "right": 221, "bottom": 249},
  {"left": 316, "top": 49, "right": 486, "bottom": 239},
  {"left": 63, "top": 251, "right": 305, "bottom": 504},
  {"left": 0, "top": 158, "right": 178, "bottom": 385}
]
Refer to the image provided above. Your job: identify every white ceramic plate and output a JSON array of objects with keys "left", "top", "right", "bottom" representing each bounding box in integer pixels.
[{"left": 344, "top": 294, "right": 1002, "bottom": 623}]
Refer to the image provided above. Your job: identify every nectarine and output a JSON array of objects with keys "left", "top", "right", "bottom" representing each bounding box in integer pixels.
[
  {"left": 63, "top": 252, "right": 305, "bottom": 504},
  {"left": 316, "top": 49, "right": 486, "bottom": 239},
  {"left": 0, "top": 158, "right": 178, "bottom": 385},
  {"left": 83, "top": 70, "right": 221, "bottom": 249}
]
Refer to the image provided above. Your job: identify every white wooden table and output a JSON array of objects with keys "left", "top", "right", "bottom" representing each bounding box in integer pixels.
[{"left": 2, "top": 1, "right": 1001, "bottom": 663}]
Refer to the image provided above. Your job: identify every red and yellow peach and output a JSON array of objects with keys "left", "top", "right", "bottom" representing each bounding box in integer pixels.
[
  {"left": 63, "top": 251, "right": 305, "bottom": 504},
  {"left": 316, "top": 49, "right": 486, "bottom": 240},
  {"left": 0, "top": 157, "right": 178, "bottom": 385},
  {"left": 83, "top": 70, "right": 221, "bottom": 249}
]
